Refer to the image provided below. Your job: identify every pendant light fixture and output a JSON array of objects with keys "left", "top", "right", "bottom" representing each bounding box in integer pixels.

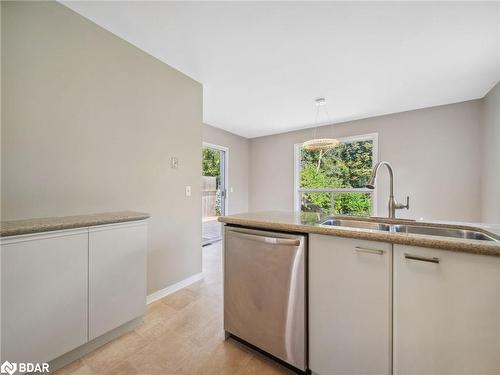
[{"left": 302, "top": 98, "right": 339, "bottom": 150}]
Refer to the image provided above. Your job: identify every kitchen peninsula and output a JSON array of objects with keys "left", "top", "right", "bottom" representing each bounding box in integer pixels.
[{"left": 220, "top": 211, "right": 500, "bottom": 375}]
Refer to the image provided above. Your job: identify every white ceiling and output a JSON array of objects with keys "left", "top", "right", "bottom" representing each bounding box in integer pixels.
[{"left": 62, "top": 1, "right": 500, "bottom": 138}]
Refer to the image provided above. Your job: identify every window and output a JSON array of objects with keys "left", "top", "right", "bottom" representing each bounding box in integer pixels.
[{"left": 294, "top": 133, "right": 378, "bottom": 216}]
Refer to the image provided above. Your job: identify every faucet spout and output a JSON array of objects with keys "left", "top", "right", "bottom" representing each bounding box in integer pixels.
[
  {"left": 366, "top": 161, "right": 408, "bottom": 218},
  {"left": 367, "top": 161, "right": 394, "bottom": 196}
]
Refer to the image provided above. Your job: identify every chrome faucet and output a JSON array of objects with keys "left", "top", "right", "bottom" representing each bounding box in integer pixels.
[{"left": 366, "top": 161, "right": 409, "bottom": 219}]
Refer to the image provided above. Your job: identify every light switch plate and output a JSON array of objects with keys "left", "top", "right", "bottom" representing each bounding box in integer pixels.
[
  {"left": 185, "top": 186, "right": 192, "bottom": 197},
  {"left": 171, "top": 157, "right": 178, "bottom": 169}
]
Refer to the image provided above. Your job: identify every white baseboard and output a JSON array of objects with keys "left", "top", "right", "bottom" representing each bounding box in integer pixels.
[{"left": 146, "top": 272, "right": 204, "bottom": 304}]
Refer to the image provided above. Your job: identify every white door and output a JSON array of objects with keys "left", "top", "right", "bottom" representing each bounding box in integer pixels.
[
  {"left": 309, "top": 234, "right": 392, "bottom": 375},
  {"left": 393, "top": 244, "right": 500, "bottom": 375}
]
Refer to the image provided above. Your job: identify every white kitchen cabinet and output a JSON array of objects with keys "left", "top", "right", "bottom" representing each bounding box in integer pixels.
[
  {"left": 393, "top": 244, "right": 500, "bottom": 375},
  {"left": 309, "top": 234, "right": 392, "bottom": 375},
  {"left": 1, "top": 229, "right": 88, "bottom": 363},
  {"left": 1, "top": 218, "right": 148, "bottom": 365},
  {"left": 88, "top": 221, "right": 147, "bottom": 340}
]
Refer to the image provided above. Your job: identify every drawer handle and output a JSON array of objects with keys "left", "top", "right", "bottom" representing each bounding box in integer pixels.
[
  {"left": 404, "top": 253, "right": 440, "bottom": 264},
  {"left": 355, "top": 246, "right": 384, "bottom": 255}
]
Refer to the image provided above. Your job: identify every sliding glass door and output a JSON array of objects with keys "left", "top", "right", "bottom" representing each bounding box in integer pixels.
[{"left": 202, "top": 143, "right": 227, "bottom": 245}]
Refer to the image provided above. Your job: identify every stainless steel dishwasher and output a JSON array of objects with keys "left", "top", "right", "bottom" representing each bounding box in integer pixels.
[{"left": 223, "top": 226, "right": 307, "bottom": 371}]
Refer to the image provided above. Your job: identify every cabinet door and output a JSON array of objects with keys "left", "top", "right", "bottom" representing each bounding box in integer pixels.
[
  {"left": 89, "top": 221, "right": 147, "bottom": 340},
  {"left": 393, "top": 245, "right": 500, "bottom": 375},
  {"left": 1, "top": 230, "right": 88, "bottom": 363},
  {"left": 309, "top": 234, "right": 392, "bottom": 375}
]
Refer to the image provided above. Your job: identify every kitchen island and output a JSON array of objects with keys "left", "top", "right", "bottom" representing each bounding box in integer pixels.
[{"left": 219, "top": 211, "right": 500, "bottom": 375}]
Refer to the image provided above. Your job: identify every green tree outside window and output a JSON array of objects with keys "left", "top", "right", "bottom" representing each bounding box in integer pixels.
[{"left": 300, "top": 140, "right": 374, "bottom": 216}]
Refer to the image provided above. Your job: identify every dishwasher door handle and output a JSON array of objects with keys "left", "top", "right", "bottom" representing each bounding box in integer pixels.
[{"left": 228, "top": 230, "right": 301, "bottom": 246}]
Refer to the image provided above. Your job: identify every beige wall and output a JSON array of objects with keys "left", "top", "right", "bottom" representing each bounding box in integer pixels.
[
  {"left": 481, "top": 82, "right": 500, "bottom": 223},
  {"left": 249, "top": 100, "right": 483, "bottom": 222},
  {"left": 1, "top": 1, "right": 202, "bottom": 295},
  {"left": 203, "top": 124, "right": 249, "bottom": 214}
]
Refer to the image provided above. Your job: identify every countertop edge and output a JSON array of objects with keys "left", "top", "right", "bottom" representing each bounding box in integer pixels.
[
  {"left": 1, "top": 211, "right": 150, "bottom": 238},
  {"left": 219, "top": 217, "right": 500, "bottom": 257}
]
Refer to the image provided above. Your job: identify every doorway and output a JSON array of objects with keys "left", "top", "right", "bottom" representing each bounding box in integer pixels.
[{"left": 202, "top": 143, "right": 228, "bottom": 245}]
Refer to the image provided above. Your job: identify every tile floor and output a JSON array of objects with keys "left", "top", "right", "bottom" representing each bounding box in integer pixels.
[
  {"left": 54, "top": 241, "right": 294, "bottom": 375},
  {"left": 202, "top": 217, "right": 222, "bottom": 245}
]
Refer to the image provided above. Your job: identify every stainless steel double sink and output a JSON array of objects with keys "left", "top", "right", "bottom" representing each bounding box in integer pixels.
[{"left": 320, "top": 218, "right": 498, "bottom": 242}]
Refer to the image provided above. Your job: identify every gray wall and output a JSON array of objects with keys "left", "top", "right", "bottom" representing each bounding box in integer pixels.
[
  {"left": 249, "top": 100, "right": 483, "bottom": 222},
  {"left": 203, "top": 124, "right": 249, "bottom": 214},
  {"left": 1, "top": 1, "right": 202, "bottom": 295},
  {"left": 481, "top": 82, "right": 500, "bottom": 223}
]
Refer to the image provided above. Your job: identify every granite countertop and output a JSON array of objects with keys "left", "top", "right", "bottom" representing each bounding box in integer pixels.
[
  {"left": 1, "top": 211, "right": 150, "bottom": 237},
  {"left": 219, "top": 211, "right": 500, "bottom": 256}
]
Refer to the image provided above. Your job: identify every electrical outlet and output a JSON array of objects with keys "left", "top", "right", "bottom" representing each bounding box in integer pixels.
[
  {"left": 185, "top": 185, "right": 192, "bottom": 197},
  {"left": 171, "top": 157, "right": 178, "bottom": 169}
]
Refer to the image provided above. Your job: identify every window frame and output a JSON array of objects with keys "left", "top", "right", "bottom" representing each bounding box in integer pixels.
[{"left": 293, "top": 132, "right": 379, "bottom": 215}]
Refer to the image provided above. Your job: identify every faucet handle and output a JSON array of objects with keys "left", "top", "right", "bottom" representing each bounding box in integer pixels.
[{"left": 396, "top": 196, "right": 410, "bottom": 210}]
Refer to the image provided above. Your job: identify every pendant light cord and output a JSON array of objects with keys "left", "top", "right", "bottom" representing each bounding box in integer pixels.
[
  {"left": 312, "top": 100, "right": 321, "bottom": 140},
  {"left": 303, "top": 97, "right": 339, "bottom": 152}
]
